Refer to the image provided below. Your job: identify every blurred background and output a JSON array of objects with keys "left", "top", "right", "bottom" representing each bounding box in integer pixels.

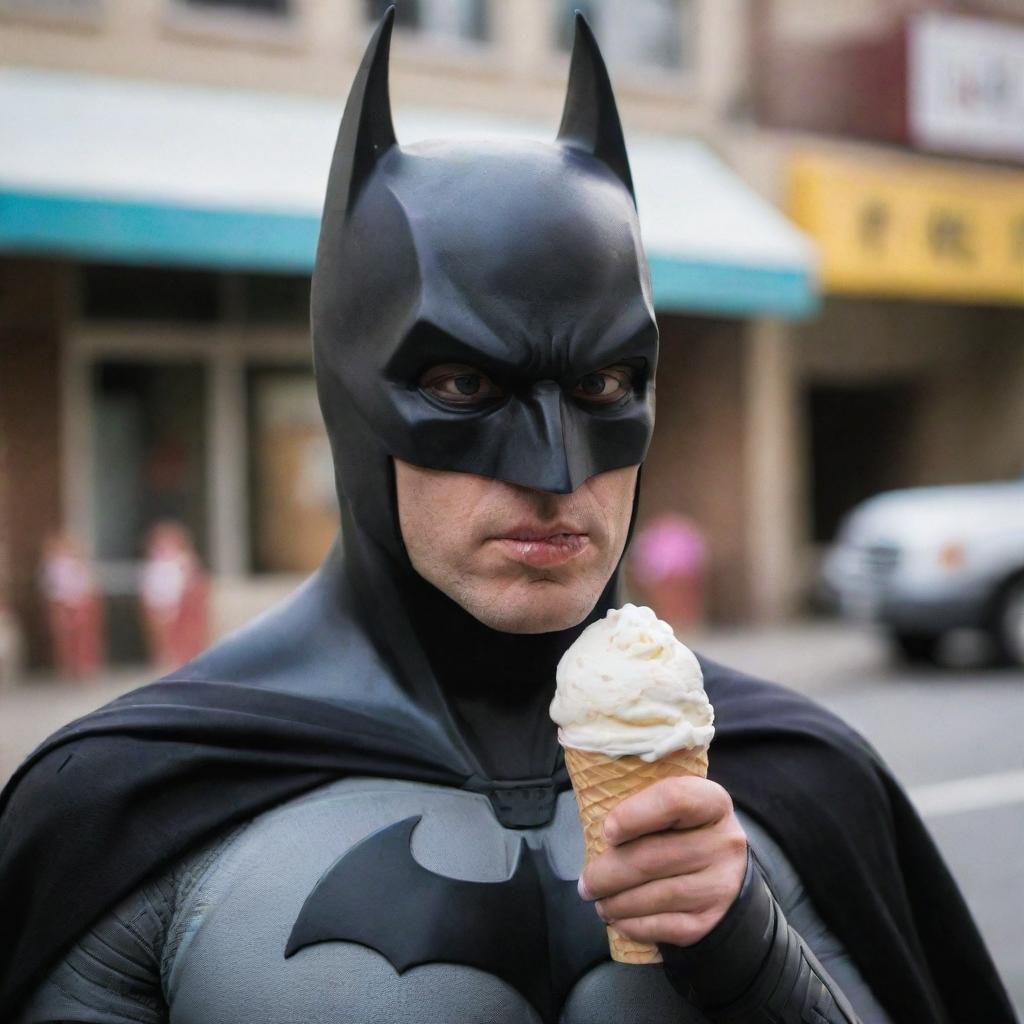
[{"left": 0, "top": 0, "right": 1022, "bottom": 1010}]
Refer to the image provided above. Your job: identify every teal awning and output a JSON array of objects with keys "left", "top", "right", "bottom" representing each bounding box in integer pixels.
[{"left": 0, "top": 68, "right": 818, "bottom": 318}]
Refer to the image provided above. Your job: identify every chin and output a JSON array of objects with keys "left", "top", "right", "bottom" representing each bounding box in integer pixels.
[{"left": 469, "top": 580, "right": 599, "bottom": 635}]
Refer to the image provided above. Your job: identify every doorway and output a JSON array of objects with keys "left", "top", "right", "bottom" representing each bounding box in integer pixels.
[
  {"left": 91, "top": 360, "right": 208, "bottom": 660},
  {"left": 806, "top": 382, "right": 920, "bottom": 542}
]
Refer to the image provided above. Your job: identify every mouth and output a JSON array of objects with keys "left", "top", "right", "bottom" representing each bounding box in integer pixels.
[{"left": 490, "top": 526, "right": 591, "bottom": 568}]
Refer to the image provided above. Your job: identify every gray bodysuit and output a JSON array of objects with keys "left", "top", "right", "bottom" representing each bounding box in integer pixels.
[{"left": 17, "top": 778, "right": 891, "bottom": 1024}]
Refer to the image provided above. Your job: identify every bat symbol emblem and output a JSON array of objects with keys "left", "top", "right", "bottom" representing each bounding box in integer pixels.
[{"left": 285, "top": 815, "right": 611, "bottom": 1022}]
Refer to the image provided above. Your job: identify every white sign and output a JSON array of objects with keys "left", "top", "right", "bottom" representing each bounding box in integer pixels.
[{"left": 909, "top": 12, "right": 1024, "bottom": 161}]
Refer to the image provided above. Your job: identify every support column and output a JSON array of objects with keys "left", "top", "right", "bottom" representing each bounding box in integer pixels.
[
  {"left": 743, "top": 317, "right": 803, "bottom": 622},
  {"left": 207, "top": 351, "right": 249, "bottom": 578},
  {"left": 639, "top": 316, "right": 750, "bottom": 623},
  {"left": 0, "top": 259, "right": 69, "bottom": 666}
]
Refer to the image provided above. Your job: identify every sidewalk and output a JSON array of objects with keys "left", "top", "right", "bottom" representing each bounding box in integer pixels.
[
  {"left": 0, "top": 668, "right": 149, "bottom": 782},
  {"left": 688, "top": 619, "right": 890, "bottom": 693},
  {"left": 0, "top": 621, "right": 891, "bottom": 784}
]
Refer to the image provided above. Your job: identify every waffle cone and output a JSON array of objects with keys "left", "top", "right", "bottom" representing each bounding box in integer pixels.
[{"left": 563, "top": 744, "right": 709, "bottom": 965}]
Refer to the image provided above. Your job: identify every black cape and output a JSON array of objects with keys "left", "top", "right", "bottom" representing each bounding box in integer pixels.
[{"left": 0, "top": 651, "right": 1014, "bottom": 1022}]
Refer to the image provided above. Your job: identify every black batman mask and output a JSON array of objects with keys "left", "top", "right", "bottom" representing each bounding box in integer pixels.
[
  {"left": 307, "top": 8, "right": 659, "bottom": 784},
  {"left": 312, "top": 8, "right": 658, "bottom": 558}
]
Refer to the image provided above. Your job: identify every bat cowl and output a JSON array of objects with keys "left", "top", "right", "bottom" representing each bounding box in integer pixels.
[
  {"left": 312, "top": 9, "right": 658, "bottom": 558},
  {"left": 299, "top": 8, "right": 660, "bottom": 789}
]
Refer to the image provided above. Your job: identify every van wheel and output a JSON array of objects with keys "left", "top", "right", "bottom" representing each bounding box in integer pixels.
[
  {"left": 993, "top": 577, "right": 1024, "bottom": 667},
  {"left": 890, "top": 629, "right": 944, "bottom": 665}
]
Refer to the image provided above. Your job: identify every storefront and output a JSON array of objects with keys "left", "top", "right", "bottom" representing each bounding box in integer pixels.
[
  {"left": 0, "top": 67, "right": 817, "bottom": 663},
  {"left": 64, "top": 267, "right": 341, "bottom": 657},
  {"left": 785, "top": 151, "right": 1024, "bottom": 589}
]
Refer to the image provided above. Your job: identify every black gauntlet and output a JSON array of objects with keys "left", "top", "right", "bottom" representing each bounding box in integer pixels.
[{"left": 659, "top": 851, "right": 862, "bottom": 1024}]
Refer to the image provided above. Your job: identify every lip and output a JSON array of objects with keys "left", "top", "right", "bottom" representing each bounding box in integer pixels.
[{"left": 491, "top": 526, "right": 591, "bottom": 568}]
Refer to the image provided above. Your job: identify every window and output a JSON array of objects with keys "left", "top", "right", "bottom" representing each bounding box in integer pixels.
[
  {"left": 179, "top": 0, "right": 290, "bottom": 14},
  {"left": 241, "top": 273, "right": 309, "bottom": 327},
  {"left": 365, "top": 0, "right": 490, "bottom": 45},
  {"left": 553, "top": 0, "right": 694, "bottom": 73},
  {"left": 81, "top": 265, "right": 223, "bottom": 322},
  {"left": 0, "top": 0, "right": 103, "bottom": 21},
  {"left": 164, "top": 0, "right": 297, "bottom": 42},
  {"left": 80, "top": 267, "right": 310, "bottom": 324},
  {"left": 92, "top": 362, "right": 209, "bottom": 562},
  {"left": 247, "top": 368, "right": 337, "bottom": 574}
]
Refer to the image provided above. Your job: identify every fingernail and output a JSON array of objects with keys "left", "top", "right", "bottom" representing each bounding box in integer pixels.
[
  {"left": 594, "top": 901, "right": 609, "bottom": 923},
  {"left": 603, "top": 818, "right": 620, "bottom": 844},
  {"left": 577, "top": 876, "right": 592, "bottom": 901}
]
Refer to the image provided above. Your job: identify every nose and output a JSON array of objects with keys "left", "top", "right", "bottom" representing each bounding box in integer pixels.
[
  {"left": 520, "top": 382, "right": 593, "bottom": 497},
  {"left": 521, "top": 381, "right": 574, "bottom": 494}
]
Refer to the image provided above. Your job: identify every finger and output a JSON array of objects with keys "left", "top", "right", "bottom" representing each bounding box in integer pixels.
[
  {"left": 581, "top": 828, "right": 722, "bottom": 900},
  {"left": 611, "top": 911, "right": 721, "bottom": 949},
  {"left": 604, "top": 777, "right": 731, "bottom": 846},
  {"left": 595, "top": 869, "right": 729, "bottom": 923}
]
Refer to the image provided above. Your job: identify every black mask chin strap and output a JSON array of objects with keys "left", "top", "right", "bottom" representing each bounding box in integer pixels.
[
  {"left": 404, "top": 562, "right": 618, "bottom": 781},
  {"left": 340, "top": 461, "right": 642, "bottom": 807},
  {"left": 401, "top": 470, "right": 642, "bottom": 788}
]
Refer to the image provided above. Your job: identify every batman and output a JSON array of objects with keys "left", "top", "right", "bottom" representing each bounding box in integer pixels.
[{"left": 0, "top": 10, "right": 1015, "bottom": 1024}]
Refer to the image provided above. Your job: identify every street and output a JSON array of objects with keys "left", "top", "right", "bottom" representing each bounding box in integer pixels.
[
  {"left": 697, "top": 622, "right": 1024, "bottom": 1014},
  {"left": 813, "top": 675, "right": 1023, "bottom": 1016},
  {"left": 1, "top": 621, "right": 1022, "bottom": 1014}
]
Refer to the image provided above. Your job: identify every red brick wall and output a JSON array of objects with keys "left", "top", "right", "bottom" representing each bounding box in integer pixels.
[
  {"left": 636, "top": 315, "right": 751, "bottom": 623},
  {"left": 0, "top": 259, "right": 67, "bottom": 667},
  {"left": 754, "top": 22, "right": 910, "bottom": 145}
]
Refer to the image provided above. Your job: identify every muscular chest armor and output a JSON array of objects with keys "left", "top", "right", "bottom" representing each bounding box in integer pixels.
[{"left": 165, "top": 778, "right": 699, "bottom": 1024}]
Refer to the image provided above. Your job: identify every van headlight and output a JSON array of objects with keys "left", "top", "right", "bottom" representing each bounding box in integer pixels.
[{"left": 937, "top": 542, "right": 966, "bottom": 569}]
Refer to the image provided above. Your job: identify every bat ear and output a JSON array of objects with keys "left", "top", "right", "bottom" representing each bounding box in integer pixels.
[
  {"left": 322, "top": 6, "right": 398, "bottom": 220},
  {"left": 556, "top": 12, "right": 635, "bottom": 204}
]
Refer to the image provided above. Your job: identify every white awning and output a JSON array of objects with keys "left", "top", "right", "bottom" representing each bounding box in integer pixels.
[{"left": 0, "top": 67, "right": 818, "bottom": 317}]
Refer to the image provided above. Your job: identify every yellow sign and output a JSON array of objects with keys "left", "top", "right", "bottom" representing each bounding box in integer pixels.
[{"left": 790, "top": 153, "right": 1024, "bottom": 305}]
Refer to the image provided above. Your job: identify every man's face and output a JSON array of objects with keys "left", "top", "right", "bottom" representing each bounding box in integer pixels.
[
  {"left": 395, "top": 458, "right": 638, "bottom": 634},
  {"left": 314, "top": 143, "right": 657, "bottom": 514}
]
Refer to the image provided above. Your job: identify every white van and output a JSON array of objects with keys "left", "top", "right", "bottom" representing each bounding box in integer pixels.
[{"left": 821, "top": 479, "right": 1024, "bottom": 665}]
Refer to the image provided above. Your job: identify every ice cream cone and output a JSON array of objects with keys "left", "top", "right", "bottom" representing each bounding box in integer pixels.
[{"left": 564, "top": 743, "right": 709, "bottom": 965}]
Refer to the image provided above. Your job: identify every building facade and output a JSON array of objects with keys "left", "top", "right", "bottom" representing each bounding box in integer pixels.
[
  {"left": 748, "top": 0, "right": 1024, "bottom": 604},
  {"left": 2, "top": 0, "right": 1021, "bottom": 666}
]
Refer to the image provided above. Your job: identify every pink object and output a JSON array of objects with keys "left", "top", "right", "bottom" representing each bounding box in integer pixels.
[
  {"left": 630, "top": 515, "right": 710, "bottom": 631},
  {"left": 140, "top": 522, "right": 209, "bottom": 670},
  {"left": 39, "top": 534, "right": 104, "bottom": 680},
  {"left": 631, "top": 515, "right": 708, "bottom": 587}
]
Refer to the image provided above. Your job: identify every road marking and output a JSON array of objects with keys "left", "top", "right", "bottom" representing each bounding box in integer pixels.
[{"left": 910, "top": 769, "right": 1024, "bottom": 819}]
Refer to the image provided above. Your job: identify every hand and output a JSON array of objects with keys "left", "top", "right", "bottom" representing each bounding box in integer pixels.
[{"left": 577, "top": 776, "right": 749, "bottom": 948}]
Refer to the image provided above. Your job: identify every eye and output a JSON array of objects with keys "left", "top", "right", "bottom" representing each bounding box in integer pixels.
[
  {"left": 571, "top": 365, "right": 636, "bottom": 405},
  {"left": 419, "top": 363, "right": 504, "bottom": 407}
]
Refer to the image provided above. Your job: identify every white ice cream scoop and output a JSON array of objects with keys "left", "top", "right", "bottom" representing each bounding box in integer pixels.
[{"left": 550, "top": 603, "right": 714, "bottom": 762}]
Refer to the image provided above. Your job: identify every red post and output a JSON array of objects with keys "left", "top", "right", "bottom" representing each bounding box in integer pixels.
[
  {"left": 140, "top": 521, "right": 209, "bottom": 671},
  {"left": 629, "top": 514, "right": 709, "bottom": 632},
  {"left": 39, "top": 534, "right": 104, "bottom": 680}
]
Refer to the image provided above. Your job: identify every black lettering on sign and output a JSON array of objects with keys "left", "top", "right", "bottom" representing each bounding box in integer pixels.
[
  {"left": 1011, "top": 219, "right": 1024, "bottom": 262},
  {"left": 927, "top": 210, "right": 974, "bottom": 262},
  {"left": 858, "top": 200, "right": 890, "bottom": 251}
]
